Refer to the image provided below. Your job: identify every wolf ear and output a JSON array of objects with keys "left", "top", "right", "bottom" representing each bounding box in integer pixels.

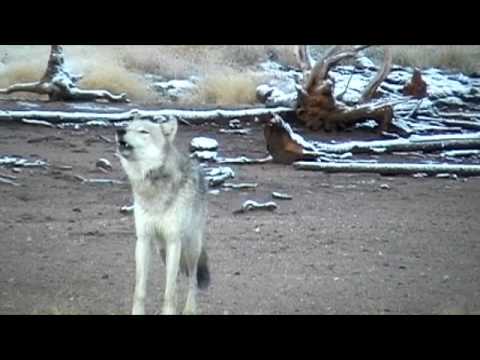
[{"left": 160, "top": 118, "right": 178, "bottom": 142}]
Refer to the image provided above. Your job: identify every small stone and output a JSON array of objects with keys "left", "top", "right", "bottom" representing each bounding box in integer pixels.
[
  {"left": 190, "top": 137, "right": 218, "bottom": 152},
  {"left": 229, "top": 119, "right": 242, "bottom": 129},
  {"left": 380, "top": 184, "right": 390, "bottom": 190},
  {"left": 191, "top": 151, "right": 218, "bottom": 162},
  {"left": 413, "top": 173, "right": 428, "bottom": 178},
  {"left": 442, "top": 275, "right": 450, "bottom": 282},
  {"left": 234, "top": 271, "right": 241, "bottom": 276},
  {"left": 12, "top": 168, "right": 22, "bottom": 173},
  {"left": 101, "top": 274, "right": 109, "bottom": 279}
]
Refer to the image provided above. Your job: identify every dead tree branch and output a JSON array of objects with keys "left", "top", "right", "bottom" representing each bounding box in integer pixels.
[
  {"left": 0, "top": 45, "right": 129, "bottom": 103},
  {"left": 295, "top": 45, "right": 394, "bottom": 133}
]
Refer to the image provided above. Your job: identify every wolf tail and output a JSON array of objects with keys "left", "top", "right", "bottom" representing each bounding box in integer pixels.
[
  {"left": 197, "top": 247, "right": 210, "bottom": 290},
  {"left": 160, "top": 247, "right": 210, "bottom": 290}
]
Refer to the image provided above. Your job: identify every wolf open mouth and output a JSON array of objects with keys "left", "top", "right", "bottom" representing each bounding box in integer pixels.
[
  {"left": 118, "top": 140, "right": 134, "bottom": 157},
  {"left": 118, "top": 140, "right": 133, "bottom": 151}
]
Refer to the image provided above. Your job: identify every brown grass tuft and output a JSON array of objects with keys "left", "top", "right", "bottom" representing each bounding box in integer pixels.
[{"left": 185, "top": 68, "right": 264, "bottom": 106}]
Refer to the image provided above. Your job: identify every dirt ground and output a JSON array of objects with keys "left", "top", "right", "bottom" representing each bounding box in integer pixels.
[{"left": 1, "top": 111, "right": 480, "bottom": 315}]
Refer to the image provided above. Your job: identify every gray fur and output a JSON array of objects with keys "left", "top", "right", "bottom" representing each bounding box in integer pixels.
[{"left": 117, "top": 119, "right": 210, "bottom": 315}]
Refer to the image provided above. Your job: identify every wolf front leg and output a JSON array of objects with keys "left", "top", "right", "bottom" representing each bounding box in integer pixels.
[
  {"left": 163, "top": 241, "right": 182, "bottom": 315},
  {"left": 132, "top": 232, "right": 152, "bottom": 315}
]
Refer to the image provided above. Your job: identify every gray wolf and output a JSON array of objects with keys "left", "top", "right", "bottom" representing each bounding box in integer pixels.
[{"left": 116, "top": 118, "right": 210, "bottom": 315}]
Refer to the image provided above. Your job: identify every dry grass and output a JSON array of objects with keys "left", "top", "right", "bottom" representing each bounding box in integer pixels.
[
  {"left": 1, "top": 45, "right": 479, "bottom": 104},
  {"left": 115, "top": 45, "right": 298, "bottom": 77},
  {"left": 185, "top": 68, "right": 264, "bottom": 106},
  {"left": 390, "top": 45, "right": 480, "bottom": 73},
  {"left": 77, "top": 62, "right": 159, "bottom": 103},
  {"left": 0, "top": 60, "right": 44, "bottom": 86}
]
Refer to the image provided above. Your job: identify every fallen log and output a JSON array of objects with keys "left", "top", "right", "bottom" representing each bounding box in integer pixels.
[
  {"left": 264, "top": 114, "right": 480, "bottom": 161},
  {"left": 418, "top": 117, "right": 480, "bottom": 131},
  {"left": 312, "top": 133, "right": 480, "bottom": 154},
  {"left": 0, "top": 107, "right": 293, "bottom": 126},
  {"left": 436, "top": 112, "right": 480, "bottom": 120},
  {"left": 294, "top": 161, "right": 480, "bottom": 176},
  {"left": 441, "top": 150, "right": 480, "bottom": 157}
]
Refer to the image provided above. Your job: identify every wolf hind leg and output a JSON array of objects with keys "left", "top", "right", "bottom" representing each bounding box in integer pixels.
[{"left": 183, "top": 245, "right": 200, "bottom": 315}]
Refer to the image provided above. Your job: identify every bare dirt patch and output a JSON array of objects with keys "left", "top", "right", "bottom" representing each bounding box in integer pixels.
[{"left": 1, "top": 118, "right": 480, "bottom": 315}]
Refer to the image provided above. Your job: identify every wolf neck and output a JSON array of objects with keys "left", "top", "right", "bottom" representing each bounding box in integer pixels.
[{"left": 130, "top": 146, "right": 187, "bottom": 198}]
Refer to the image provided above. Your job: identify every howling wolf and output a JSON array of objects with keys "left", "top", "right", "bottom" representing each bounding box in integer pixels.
[{"left": 117, "top": 118, "right": 210, "bottom": 315}]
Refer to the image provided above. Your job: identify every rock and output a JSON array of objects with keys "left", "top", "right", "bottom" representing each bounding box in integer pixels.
[
  {"left": 152, "top": 79, "right": 197, "bottom": 101},
  {"left": 256, "top": 84, "right": 275, "bottom": 103},
  {"left": 190, "top": 137, "right": 218, "bottom": 152},
  {"left": 204, "top": 166, "right": 235, "bottom": 187},
  {"left": 229, "top": 119, "right": 242, "bottom": 129},
  {"left": 191, "top": 151, "right": 218, "bottom": 162},
  {"left": 355, "top": 56, "right": 377, "bottom": 70}
]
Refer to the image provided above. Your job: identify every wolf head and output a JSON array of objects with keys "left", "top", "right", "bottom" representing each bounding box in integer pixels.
[{"left": 116, "top": 119, "right": 178, "bottom": 181}]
